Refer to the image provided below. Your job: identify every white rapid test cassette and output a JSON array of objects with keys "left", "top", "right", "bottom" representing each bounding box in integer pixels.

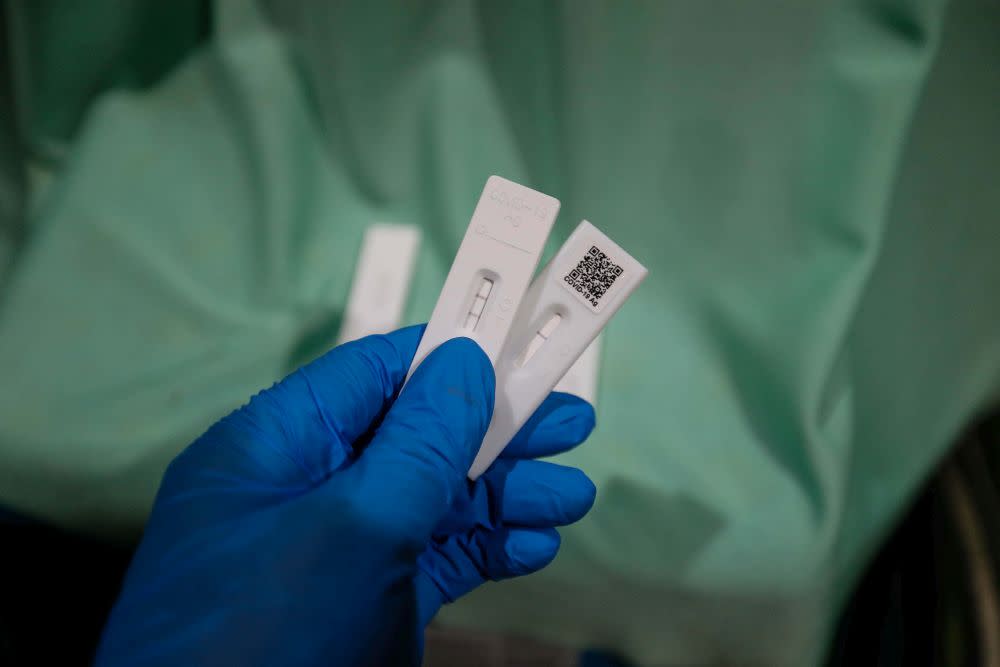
[
  {"left": 336, "top": 224, "right": 421, "bottom": 344},
  {"left": 467, "top": 220, "right": 647, "bottom": 479},
  {"left": 405, "top": 176, "right": 559, "bottom": 379},
  {"left": 554, "top": 334, "right": 602, "bottom": 405}
]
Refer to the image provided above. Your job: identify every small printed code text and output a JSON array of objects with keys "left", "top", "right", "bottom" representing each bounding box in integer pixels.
[{"left": 563, "top": 245, "right": 623, "bottom": 308}]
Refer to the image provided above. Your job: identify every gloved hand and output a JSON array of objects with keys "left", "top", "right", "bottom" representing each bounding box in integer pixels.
[{"left": 95, "top": 325, "right": 596, "bottom": 666}]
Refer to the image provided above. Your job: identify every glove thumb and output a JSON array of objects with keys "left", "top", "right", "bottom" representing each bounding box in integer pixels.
[{"left": 334, "top": 337, "right": 495, "bottom": 548}]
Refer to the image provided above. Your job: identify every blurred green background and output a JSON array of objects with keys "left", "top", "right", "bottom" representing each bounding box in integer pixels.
[{"left": 1, "top": 1, "right": 998, "bottom": 665}]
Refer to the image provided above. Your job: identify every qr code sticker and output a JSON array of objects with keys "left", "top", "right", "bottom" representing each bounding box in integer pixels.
[{"left": 563, "top": 245, "right": 624, "bottom": 309}]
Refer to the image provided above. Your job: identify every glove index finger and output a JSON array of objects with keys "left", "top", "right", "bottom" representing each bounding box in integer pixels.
[
  {"left": 342, "top": 337, "right": 495, "bottom": 545},
  {"left": 502, "top": 392, "right": 596, "bottom": 460},
  {"left": 294, "top": 324, "right": 425, "bottom": 447}
]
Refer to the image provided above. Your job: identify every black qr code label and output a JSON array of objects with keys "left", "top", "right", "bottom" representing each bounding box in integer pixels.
[{"left": 562, "top": 245, "right": 624, "bottom": 310}]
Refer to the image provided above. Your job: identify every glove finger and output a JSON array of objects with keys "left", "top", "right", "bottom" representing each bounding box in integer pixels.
[
  {"left": 414, "top": 527, "right": 561, "bottom": 625},
  {"left": 501, "top": 392, "right": 595, "bottom": 460},
  {"left": 489, "top": 459, "right": 596, "bottom": 527},
  {"left": 271, "top": 324, "right": 425, "bottom": 476},
  {"left": 437, "top": 459, "right": 596, "bottom": 535},
  {"left": 497, "top": 527, "right": 562, "bottom": 575},
  {"left": 172, "top": 325, "right": 426, "bottom": 491},
  {"left": 341, "top": 337, "right": 495, "bottom": 546}
]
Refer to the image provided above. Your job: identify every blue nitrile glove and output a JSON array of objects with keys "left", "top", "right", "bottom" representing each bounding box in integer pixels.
[{"left": 95, "top": 325, "right": 596, "bottom": 667}]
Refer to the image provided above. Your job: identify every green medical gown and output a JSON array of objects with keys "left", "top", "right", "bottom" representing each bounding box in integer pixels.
[{"left": 0, "top": 1, "right": 997, "bottom": 664}]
